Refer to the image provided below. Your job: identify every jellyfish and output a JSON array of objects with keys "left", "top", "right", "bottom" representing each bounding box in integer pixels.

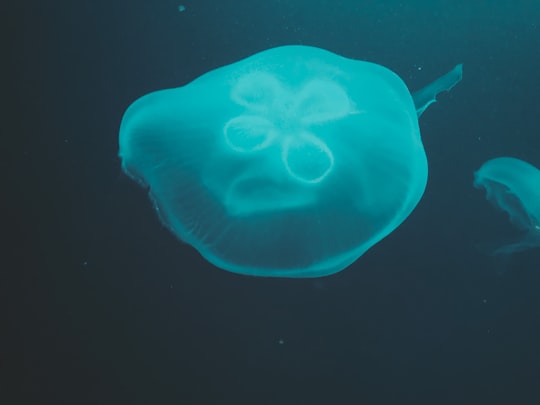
[
  {"left": 474, "top": 157, "right": 540, "bottom": 254},
  {"left": 119, "top": 45, "right": 462, "bottom": 277}
]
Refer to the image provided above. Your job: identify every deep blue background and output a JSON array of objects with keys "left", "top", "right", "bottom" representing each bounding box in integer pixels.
[{"left": 6, "top": 0, "right": 540, "bottom": 404}]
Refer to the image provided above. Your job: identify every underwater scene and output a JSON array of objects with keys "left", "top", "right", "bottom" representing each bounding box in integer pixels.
[{"left": 7, "top": 0, "right": 540, "bottom": 404}]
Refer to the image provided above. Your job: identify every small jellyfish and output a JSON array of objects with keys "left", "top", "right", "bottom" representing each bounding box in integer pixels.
[
  {"left": 178, "top": 4, "right": 185, "bottom": 12},
  {"left": 474, "top": 157, "right": 540, "bottom": 254}
]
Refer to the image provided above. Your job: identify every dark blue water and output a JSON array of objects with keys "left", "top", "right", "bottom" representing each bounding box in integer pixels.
[{"left": 7, "top": 0, "right": 540, "bottom": 403}]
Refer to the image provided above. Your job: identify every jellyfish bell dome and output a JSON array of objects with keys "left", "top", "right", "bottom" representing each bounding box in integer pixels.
[{"left": 119, "top": 45, "right": 462, "bottom": 277}]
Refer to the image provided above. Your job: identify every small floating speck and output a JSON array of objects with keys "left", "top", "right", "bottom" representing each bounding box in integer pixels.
[{"left": 178, "top": 5, "right": 186, "bottom": 12}]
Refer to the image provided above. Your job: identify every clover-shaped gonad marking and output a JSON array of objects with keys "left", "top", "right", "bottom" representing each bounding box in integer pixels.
[{"left": 225, "top": 72, "right": 352, "bottom": 183}]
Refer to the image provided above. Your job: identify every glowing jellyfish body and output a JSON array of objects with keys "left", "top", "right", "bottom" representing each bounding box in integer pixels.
[
  {"left": 474, "top": 157, "right": 540, "bottom": 254},
  {"left": 119, "top": 45, "right": 462, "bottom": 277}
]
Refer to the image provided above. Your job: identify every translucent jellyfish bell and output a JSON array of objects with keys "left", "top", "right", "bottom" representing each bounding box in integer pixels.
[
  {"left": 119, "top": 45, "right": 462, "bottom": 277},
  {"left": 474, "top": 157, "right": 540, "bottom": 254}
]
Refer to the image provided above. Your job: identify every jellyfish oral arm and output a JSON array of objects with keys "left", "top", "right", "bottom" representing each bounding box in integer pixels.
[{"left": 412, "top": 64, "right": 463, "bottom": 117}]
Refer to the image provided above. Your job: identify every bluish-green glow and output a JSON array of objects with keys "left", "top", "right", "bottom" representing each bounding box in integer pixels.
[
  {"left": 119, "top": 45, "right": 462, "bottom": 277},
  {"left": 474, "top": 157, "right": 540, "bottom": 254}
]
